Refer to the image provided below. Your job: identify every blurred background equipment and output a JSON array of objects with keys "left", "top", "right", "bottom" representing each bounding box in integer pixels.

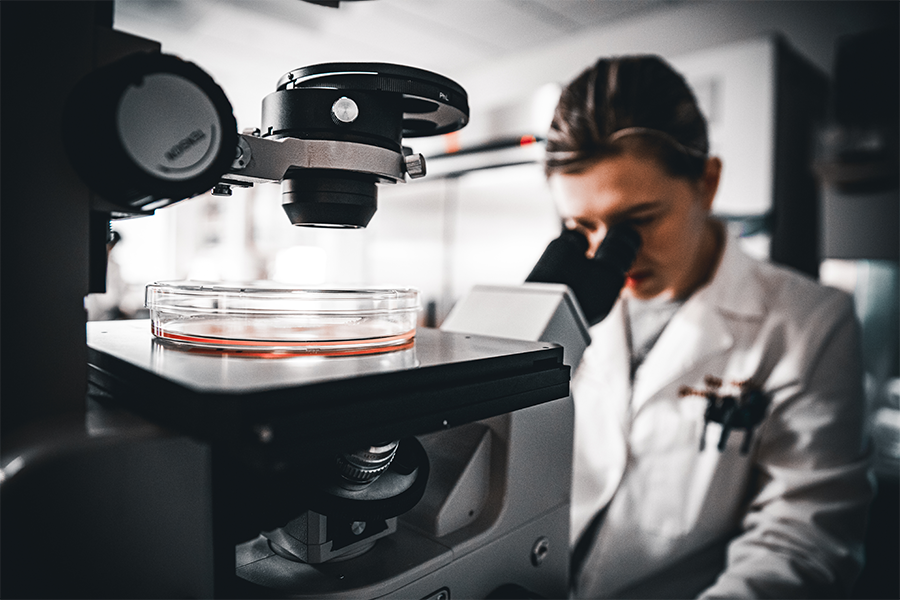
[
  {"left": 814, "top": 27, "right": 899, "bottom": 600},
  {"left": 817, "top": 27, "right": 899, "bottom": 425}
]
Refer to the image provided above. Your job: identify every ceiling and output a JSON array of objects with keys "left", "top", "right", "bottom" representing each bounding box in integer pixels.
[{"left": 113, "top": 0, "right": 675, "bottom": 129}]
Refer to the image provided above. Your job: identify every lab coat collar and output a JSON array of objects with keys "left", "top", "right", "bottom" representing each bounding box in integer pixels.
[
  {"left": 705, "top": 229, "right": 767, "bottom": 319},
  {"left": 630, "top": 231, "right": 760, "bottom": 414}
]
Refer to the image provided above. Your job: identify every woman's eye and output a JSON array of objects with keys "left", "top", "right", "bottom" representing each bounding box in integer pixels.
[{"left": 626, "top": 216, "right": 654, "bottom": 227}]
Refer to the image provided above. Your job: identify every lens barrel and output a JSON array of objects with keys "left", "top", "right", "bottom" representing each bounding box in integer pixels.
[{"left": 281, "top": 171, "right": 377, "bottom": 228}]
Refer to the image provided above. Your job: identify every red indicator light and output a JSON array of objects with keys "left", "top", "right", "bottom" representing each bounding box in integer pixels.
[
  {"left": 445, "top": 131, "right": 461, "bottom": 154},
  {"left": 519, "top": 135, "right": 537, "bottom": 146}
]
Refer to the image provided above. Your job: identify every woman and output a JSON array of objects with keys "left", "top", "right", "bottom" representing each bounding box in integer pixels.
[{"left": 546, "top": 56, "right": 872, "bottom": 598}]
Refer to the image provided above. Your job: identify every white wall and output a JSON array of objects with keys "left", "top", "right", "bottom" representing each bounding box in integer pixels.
[{"left": 456, "top": 1, "right": 889, "bottom": 114}]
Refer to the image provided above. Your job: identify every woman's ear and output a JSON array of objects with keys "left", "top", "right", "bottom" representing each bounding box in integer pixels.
[{"left": 699, "top": 157, "right": 722, "bottom": 211}]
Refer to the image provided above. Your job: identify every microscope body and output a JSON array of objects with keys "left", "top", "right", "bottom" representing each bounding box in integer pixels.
[
  {"left": 73, "top": 322, "right": 574, "bottom": 598},
  {"left": 0, "top": 3, "right": 585, "bottom": 597}
]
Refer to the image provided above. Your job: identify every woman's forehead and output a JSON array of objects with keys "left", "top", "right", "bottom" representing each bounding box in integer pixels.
[{"left": 550, "top": 154, "right": 677, "bottom": 218}]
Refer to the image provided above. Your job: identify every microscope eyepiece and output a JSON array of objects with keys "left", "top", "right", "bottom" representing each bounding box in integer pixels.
[{"left": 526, "top": 223, "right": 642, "bottom": 326}]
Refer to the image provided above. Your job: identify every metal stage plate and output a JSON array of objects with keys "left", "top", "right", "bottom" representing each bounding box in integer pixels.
[{"left": 87, "top": 320, "right": 569, "bottom": 459}]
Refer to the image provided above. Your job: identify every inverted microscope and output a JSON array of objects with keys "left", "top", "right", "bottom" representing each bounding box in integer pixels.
[{"left": 0, "top": 3, "right": 641, "bottom": 598}]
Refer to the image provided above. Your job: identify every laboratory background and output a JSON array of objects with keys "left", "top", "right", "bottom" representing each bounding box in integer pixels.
[
  {"left": 1, "top": 1, "right": 897, "bottom": 598},
  {"left": 106, "top": 0, "right": 900, "bottom": 545}
]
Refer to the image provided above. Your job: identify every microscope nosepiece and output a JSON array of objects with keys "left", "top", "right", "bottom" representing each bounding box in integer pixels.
[{"left": 261, "top": 63, "right": 468, "bottom": 228}]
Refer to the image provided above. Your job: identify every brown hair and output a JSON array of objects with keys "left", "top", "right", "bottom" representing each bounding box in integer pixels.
[{"left": 544, "top": 55, "right": 709, "bottom": 179}]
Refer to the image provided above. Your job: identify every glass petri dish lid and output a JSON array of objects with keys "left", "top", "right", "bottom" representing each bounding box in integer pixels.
[{"left": 145, "top": 281, "right": 420, "bottom": 355}]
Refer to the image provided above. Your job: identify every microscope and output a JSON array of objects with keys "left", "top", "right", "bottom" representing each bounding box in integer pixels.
[
  {"left": 1, "top": 4, "right": 644, "bottom": 596},
  {"left": 0, "top": 3, "right": 585, "bottom": 598}
]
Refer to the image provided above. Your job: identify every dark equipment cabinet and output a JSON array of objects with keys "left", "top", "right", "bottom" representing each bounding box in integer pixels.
[{"left": 768, "top": 36, "right": 829, "bottom": 278}]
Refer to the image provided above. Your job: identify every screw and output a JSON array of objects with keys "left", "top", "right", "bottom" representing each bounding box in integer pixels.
[
  {"left": 233, "top": 138, "right": 253, "bottom": 170},
  {"left": 531, "top": 536, "right": 550, "bottom": 566},
  {"left": 351, "top": 521, "right": 366, "bottom": 535},
  {"left": 233, "top": 146, "right": 246, "bottom": 168}
]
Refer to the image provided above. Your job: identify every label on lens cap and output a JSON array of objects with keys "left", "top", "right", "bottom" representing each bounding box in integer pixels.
[{"left": 117, "top": 73, "right": 221, "bottom": 181}]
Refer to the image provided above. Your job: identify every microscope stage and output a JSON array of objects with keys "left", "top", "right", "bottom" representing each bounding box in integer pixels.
[{"left": 86, "top": 320, "right": 568, "bottom": 458}]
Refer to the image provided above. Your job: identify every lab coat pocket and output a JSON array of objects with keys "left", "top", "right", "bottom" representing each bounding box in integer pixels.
[
  {"left": 689, "top": 420, "right": 759, "bottom": 536},
  {"left": 625, "top": 400, "right": 707, "bottom": 540},
  {"left": 630, "top": 446, "right": 702, "bottom": 539},
  {"left": 627, "top": 415, "right": 755, "bottom": 542}
]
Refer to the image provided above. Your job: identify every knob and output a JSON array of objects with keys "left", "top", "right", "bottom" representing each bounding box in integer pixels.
[
  {"left": 331, "top": 96, "right": 360, "bottom": 124},
  {"left": 404, "top": 152, "right": 426, "bottom": 178},
  {"left": 63, "top": 52, "right": 237, "bottom": 213},
  {"left": 336, "top": 441, "right": 400, "bottom": 489}
]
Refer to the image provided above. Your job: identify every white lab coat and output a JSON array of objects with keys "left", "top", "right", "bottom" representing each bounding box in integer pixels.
[{"left": 571, "top": 233, "right": 873, "bottom": 598}]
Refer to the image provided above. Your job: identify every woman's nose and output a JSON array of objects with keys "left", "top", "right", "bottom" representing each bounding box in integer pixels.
[{"left": 584, "top": 228, "right": 606, "bottom": 259}]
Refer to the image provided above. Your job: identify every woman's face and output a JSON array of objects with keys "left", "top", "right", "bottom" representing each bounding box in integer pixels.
[{"left": 550, "top": 151, "right": 722, "bottom": 301}]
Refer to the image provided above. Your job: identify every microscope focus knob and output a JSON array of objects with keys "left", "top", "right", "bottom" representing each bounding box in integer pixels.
[
  {"left": 63, "top": 52, "right": 238, "bottom": 213},
  {"left": 336, "top": 441, "right": 400, "bottom": 489}
]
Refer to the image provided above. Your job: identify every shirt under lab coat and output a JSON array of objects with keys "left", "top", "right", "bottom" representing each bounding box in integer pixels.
[{"left": 570, "top": 232, "right": 873, "bottom": 598}]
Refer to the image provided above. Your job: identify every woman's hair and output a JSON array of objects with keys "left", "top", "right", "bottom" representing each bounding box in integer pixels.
[{"left": 544, "top": 55, "right": 709, "bottom": 180}]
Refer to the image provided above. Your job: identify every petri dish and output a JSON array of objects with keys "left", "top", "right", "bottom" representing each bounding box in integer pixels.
[{"left": 145, "top": 281, "right": 420, "bottom": 355}]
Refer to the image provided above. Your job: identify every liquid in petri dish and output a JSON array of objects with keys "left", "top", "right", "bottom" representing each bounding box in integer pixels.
[{"left": 146, "top": 282, "right": 419, "bottom": 355}]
